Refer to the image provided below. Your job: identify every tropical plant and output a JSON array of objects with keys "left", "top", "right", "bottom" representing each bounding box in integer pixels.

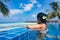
[
  {"left": 0, "top": 0, "right": 9, "bottom": 16},
  {"left": 47, "top": 2, "right": 60, "bottom": 19}
]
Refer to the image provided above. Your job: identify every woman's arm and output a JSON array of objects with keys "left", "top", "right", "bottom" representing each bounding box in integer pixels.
[{"left": 27, "top": 24, "right": 46, "bottom": 31}]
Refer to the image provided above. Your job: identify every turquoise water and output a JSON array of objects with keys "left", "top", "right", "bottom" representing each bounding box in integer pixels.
[
  {"left": 0, "top": 22, "right": 37, "bottom": 31},
  {"left": 0, "top": 22, "right": 60, "bottom": 40},
  {"left": 0, "top": 22, "right": 38, "bottom": 40},
  {"left": 0, "top": 22, "right": 60, "bottom": 35},
  {"left": 0, "top": 27, "right": 38, "bottom": 40},
  {"left": 45, "top": 23, "right": 60, "bottom": 40}
]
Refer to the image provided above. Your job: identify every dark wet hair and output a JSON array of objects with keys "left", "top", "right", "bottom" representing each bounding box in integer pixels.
[{"left": 37, "top": 12, "right": 47, "bottom": 24}]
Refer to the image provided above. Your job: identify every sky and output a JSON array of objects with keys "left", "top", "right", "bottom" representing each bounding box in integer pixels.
[{"left": 0, "top": 0, "right": 60, "bottom": 22}]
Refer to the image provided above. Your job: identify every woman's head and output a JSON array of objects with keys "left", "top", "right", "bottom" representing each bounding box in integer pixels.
[{"left": 37, "top": 12, "right": 47, "bottom": 24}]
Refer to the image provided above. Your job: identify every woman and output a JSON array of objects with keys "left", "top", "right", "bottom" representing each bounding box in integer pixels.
[{"left": 26, "top": 12, "right": 48, "bottom": 40}]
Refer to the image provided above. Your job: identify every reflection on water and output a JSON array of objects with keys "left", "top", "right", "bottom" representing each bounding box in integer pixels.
[
  {"left": 0, "top": 22, "right": 37, "bottom": 31},
  {"left": 0, "top": 22, "right": 60, "bottom": 31},
  {"left": 0, "top": 22, "right": 60, "bottom": 40},
  {"left": 0, "top": 22, "right": 37, "bottom": 27}
]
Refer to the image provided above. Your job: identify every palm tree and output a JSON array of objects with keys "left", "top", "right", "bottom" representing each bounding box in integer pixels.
[
  {"left": 0, "top": 0, "right": 9, "bottom": 16},
  {"left": 47, "top": 2, "right": 60, "bottom": 19}
]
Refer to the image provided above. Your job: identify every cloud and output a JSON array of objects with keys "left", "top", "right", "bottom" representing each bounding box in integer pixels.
[
  {"left": 23, "top": 4, "right": 33, "bottom": 11},
  {"left": 19, "top": 3, "right": 34, "bottom": 11},
  {"left": 19, "top": 0, "right": 41, "bottom": 12},
  {"left": 19, "top": 3, "right": 24, "bottom": 8},
  {"left": 9, "top": 9, "right": 23, "bottom": 15},
  {"left": 37, "top": 4, "right": 41, "bottom": 8},
  {"left": 29, "top": 0, "right": 42, "bottom": 8},
  {"left": 55, "top": 0, "right": 60, "bottom": 2},
  {"left": 0, "top": 13, "right": 19, "bottom": 22},
  {"left": 0, "top": 0, "right": 42, "bottom": 16},
  {"left": 0, "top": 17, "right": 19, "bottom": 22},
  {"left": 29, "top": 0, "right": 38, "bottom": 4},
  {"left": 58, "top": 0, "right": 60, "bottom": 1},
  {"left": 32, "top": 14, "right": 37, "bottom": 18},
  {"left": 0, "top": 9, "right": 24, "bottom": 16}
]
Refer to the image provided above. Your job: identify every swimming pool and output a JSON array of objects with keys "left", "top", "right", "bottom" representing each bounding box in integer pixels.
[
  {"left": 0, "top": 22, "right": 37, "bottom": 31},
  {"left": 45, "top": 23, "right": 60, "bottom": 40},
  {"left": 0, "top": 22, "right": 60, "bottom": 40},
  {"left": 0, "top": 23, "right": 38, "bottom": 40}
]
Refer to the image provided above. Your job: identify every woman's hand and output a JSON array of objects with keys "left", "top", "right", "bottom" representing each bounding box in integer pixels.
[{"left": 26, "top": 26, "right": 30, "bottom": 29}]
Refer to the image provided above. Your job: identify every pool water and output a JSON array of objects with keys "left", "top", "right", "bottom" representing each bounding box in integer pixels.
[
  {"left": 0, "top": 22, "right": 60, "bottom": 40},
  {"left": 44, "top": 23, "right": 60, "bottom": 40},
  {"left": 0, "top": 27, "right": 38, "bottom": 40}
]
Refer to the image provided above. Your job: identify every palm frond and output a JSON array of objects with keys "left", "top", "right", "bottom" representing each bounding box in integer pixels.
[
  {"left": 47, "top": 2, "right": 60, "bottom": 19},
  {"left": 50, "top": 2, "right": 59, "bottom": 10},
  {"left": 0, "top": 1, "right": 9, "bottom": 16},
  {"left": 48, "top": 12, "right": 56, "bottom": 19}
]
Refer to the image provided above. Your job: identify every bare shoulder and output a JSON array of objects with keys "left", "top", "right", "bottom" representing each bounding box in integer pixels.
[
  {"left": 42, "top": 24, "right": 46, "bottom": 26},
  {"left": 37, "top": 24, "right": 46, "bottom": 26},
  {"left": 41, "top": 24, "right": 46, "bottom": 29}
]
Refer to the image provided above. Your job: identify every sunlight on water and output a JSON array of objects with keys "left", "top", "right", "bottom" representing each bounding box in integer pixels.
[
  {"left": 0, "top": 22, "right": 37, "bottom": 27},
  {"left": 0, "top": 22, "right": 59, "bottom": 32},
  {"left": 0, "top": 22, "right": 37, "bottom": 31}
]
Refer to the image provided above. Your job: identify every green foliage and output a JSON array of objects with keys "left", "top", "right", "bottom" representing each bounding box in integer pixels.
[
  {"left": 50, "top": 2, "right": 59, "bottom": 10},
  {"left": 47, "top": 2, "right": 60, "bottom": 19},
  {"left": 0, "top": 0, "right": 9, "bottom": 16}
]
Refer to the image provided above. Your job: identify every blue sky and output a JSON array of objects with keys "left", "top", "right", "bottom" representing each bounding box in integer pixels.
[{"left": 0, "top": 0, "right": 60, "bottom": 22}]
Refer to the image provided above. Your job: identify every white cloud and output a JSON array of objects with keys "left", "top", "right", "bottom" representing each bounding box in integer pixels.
[
  {"left": 32, "top": 14, "right": 36, "bottom": 18},
  {"left": 19, "top": 3, "right": 34, "bottom": 12},
  {"left": 23, "top": 4, "right": 33, "bottom": 11},
  {"left": 58, "top": 0, "right": 60, "bottom": 1},
  {"left": 55, "top": 0, "right": 60, "bottom": 2},
  {"left": 29, "top": 0, "right": 38, "bottom": 4},
  {"left": 20, "top": 3, "right": 23, "bottom": 6},
  {"left": 19, "top": 0, "right": 42, "bottom": 12},
  {"left": 29, "top": 0, "right": 42, "bottom": 8},
  {"left": 0, "top": 12, "right": 19, "bottom": 22},
  {"left": 9, "top": 9, "right": 23, "bottom": 15},
  {"left": 37, "top": 4, "right": 41, "bottom": 8},
  {"left": 19, "top": 3, "right": 24, "bottom": 8},
  {"left": 1, "top": 0, "right": 42, "bottom": 16}
]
